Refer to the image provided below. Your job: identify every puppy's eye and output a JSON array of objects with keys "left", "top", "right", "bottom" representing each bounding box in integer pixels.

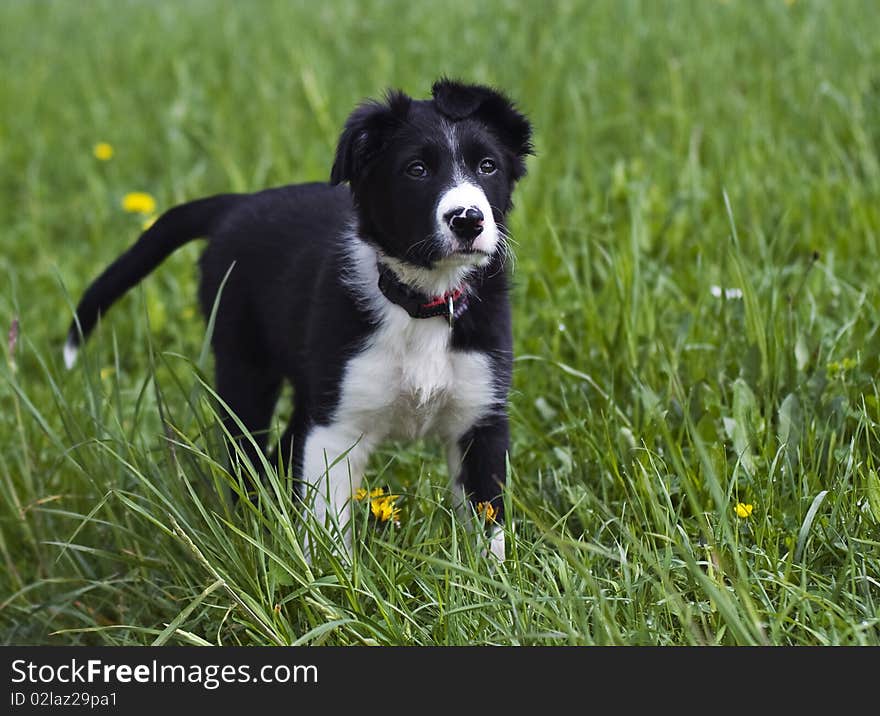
[
  {"left": 478, "top": 158, "right": 497, "bottom": 175},
  {"left": 405, "top": 160, "right": 428, "bottom": 178}
]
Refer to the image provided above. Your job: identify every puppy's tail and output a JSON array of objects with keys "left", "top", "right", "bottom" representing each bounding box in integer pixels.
[{"left": 63, "top": 193, "right": 242, "bottom": 369}]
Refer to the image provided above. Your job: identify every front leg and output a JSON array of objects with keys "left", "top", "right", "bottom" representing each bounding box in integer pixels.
[
  {"left": 300, "top": 423, "right": 373, "bottom": 560},
  {"left": 448, "top": 413, "right": 509, "bottom": 561}
]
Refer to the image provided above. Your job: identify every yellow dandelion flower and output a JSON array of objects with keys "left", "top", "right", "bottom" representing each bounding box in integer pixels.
[
  {"left": 369, "top": 496, "right": 388, "bottom": 519},
  {"left": 476, "top": 501, "right": 498, "bottom": 523},
  {"left": 122, "top": 192, "right": 157, "bottom": 215},
  {"left": 356, "top": 486, "right": 386, "bottom": 502},
  {"left": 370, "top": 494, "right": 401, "bottom": 523},
  {"left": 370, "top": 498, "right": 386, "bottom": 520},
  {"left": 93, "top": 142, "right": 114, "bottom": 161},
  {"left": 734, "top": 502, "right": 754, "bottom": 519}
]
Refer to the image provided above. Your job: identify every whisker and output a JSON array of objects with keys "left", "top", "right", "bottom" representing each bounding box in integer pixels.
[
  {"left": 404, "top": 234, "right": 438, "bottom": 259},
  {"left": 487, "top": 214, "right": 518, "bottom": 273}
]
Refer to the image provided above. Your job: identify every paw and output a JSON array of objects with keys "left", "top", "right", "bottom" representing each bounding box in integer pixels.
[{"left": 484, "top": 524, "right": 505, "bottom": 562}]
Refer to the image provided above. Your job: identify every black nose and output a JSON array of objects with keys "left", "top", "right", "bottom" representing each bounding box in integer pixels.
[{"left": 444, "top": 206, "right": 484, "bottom": 242}]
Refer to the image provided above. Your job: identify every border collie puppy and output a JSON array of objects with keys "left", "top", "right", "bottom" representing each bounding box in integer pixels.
[{"left": 64, "top": 79, "right": 533, "bottom": 560}]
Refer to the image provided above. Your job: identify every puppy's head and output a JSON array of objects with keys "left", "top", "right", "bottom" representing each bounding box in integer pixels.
[{"left": 331, "top": 80, "right": 533, "bottom": 287}]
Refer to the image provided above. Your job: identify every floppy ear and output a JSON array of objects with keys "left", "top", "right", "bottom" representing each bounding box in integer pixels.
[
  {"left": 432, "top": 79, "right": 534, "bottom": 180},
  {"left": 330, "top": 90, "right": 412, "bottom": 186}
]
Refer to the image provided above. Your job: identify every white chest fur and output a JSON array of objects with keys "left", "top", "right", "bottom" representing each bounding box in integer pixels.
[
  {"left": 298, "top": 308, "right": 497, "bottom": 559},
  {"left": 300, "top": 235, "right": 503, "bottom": 559},
  {"left": 335, "top": 309, "right": 495, "bottom": 442}
]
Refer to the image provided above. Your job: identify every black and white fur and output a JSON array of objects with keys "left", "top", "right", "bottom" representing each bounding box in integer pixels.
[{"left": 64, "top": 79, "right": 533, "bottom": 560}]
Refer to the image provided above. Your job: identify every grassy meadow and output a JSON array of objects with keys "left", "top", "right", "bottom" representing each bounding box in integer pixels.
[{"left": 2, "top": 0, "right": 880, "bottom": 646}]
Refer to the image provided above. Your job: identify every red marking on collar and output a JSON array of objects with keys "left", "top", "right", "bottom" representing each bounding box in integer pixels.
[{"left": 420, "top": 287, "right": 463, "bottom": 310}]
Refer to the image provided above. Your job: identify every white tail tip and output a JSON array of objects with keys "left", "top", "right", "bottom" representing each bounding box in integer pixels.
[{"left": 63, "top": 337, "right": 79, "bottom": 370}]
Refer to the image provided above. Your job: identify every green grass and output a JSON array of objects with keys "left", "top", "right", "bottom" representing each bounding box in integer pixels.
[{"left": 2, "top": 0, "right": 880, "bottom": 646}]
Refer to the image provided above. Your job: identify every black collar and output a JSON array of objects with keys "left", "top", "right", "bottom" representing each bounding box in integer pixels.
[{"left": 376, "top": 262, "right": 470, "bottom": 324}]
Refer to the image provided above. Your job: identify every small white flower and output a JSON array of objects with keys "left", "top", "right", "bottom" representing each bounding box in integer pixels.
[{"left": 710, "top": 285, "right": 743, "bottom": 300}]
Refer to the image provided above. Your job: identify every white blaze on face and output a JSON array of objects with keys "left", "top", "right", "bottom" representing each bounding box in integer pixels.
[{"left": 435, "top": 182, "right": 498, "bottom": 257}]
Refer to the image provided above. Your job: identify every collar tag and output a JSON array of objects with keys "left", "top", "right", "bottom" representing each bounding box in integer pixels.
[{"left": 376, "top": 261, "right": 470, "bottom": 323}]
